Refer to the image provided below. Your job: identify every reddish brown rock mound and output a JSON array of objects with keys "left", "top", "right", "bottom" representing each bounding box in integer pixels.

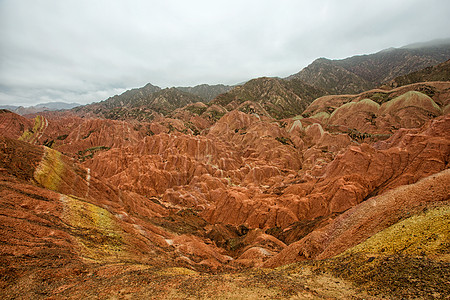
[{"left": 264, "top": 168, "right": 450, "bottom": 267}]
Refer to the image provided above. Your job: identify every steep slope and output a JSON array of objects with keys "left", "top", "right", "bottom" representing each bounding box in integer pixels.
[
  {"left": 0, "top": 109, "right": 33, "bottom": 139},
  {"left": 0, "top": 136, "right": 245, "bottom": 273},
  {"left": 74, "top": 83, "right": 231, "bottom": 121},
  {"left": 264, "top": 168, "right": 450, "bottom": 267},
  {"left": 203, "top": 114, "right": 450, "bottom": 232},
  {"left": 288, "top": 58, "right": 373, "bottom": 94},
  {"left": 2, "top": 41, "right": 450, "bottom": 298},
  {"left": 92, "top": 83, "right": 161, "bottom": 109},
  {"left": 210, "top": 77, "right": 326, "bottom": 119},
  {"left": 382, "top": 59, "right": 450, "bottom": 88},
  {"left": 288, "top": 40, "right": 450, "bottom": 94},
  {"left": 302, "top": 81, "right": 450, "bottom": 136},
  {"left": 75, "top": 87, "right": 204, "bottom": 121},
  {"left": 176, "top": 84, "right": 233, "bottom": 102}
]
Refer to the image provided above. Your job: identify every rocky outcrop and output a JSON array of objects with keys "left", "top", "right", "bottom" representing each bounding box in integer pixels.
[
  {"left": 264, "top": 168, "right": 450, "bottom": 267},
  {"left": 1, "top": 79, "right": 449, "bottom": 276},
  {"left": 288, "top": 42, "right": 450, "bottom": 94},
  {"left": 287, "top": 57, "right": 373, "bottom": 94},
  {"left": 84, "top": 133, "right": 240, "bottom": 199},
  {"left": 210, "top": 77, "right": 325, "bottom": 119},
  {"left": 0, "top": 109, "right": 32, "bottom": 139},
  {"left": 202, "top": 114, "right": 450, "bottom": 236},
  {"left": 382, "top": 59, "right": 450, "bottom": 88},
  {"left": 176, "top": 84, "right": 233, "bottom": 102},
  {"left": 0, "top": 137, "right": 253, "bottom": 272},
  {"left": 303, "top": 82, "right": 450, "bottom": 136},
  {"left": 75, "top": 86, "right": 204, "bottom": 121}
]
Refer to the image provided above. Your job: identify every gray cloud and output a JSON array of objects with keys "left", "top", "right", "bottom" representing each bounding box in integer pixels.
[{"left": 1, "top": 0, "right": 449, "bottom": 106}]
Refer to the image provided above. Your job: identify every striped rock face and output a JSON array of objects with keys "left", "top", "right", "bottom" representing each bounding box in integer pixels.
[{"left": 0, "top": 80, "right": 449, "bottom": 298}]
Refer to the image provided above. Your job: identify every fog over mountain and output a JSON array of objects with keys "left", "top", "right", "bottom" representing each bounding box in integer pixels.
[{"left": 1, "top": 0, "right": 449, "bottom": 106}]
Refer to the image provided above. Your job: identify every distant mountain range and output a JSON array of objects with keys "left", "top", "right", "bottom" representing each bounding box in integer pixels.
[
  {"left": 176, "top": 84, "right": 233, "bottom": 101},
  {"left": 74, "top": 85, "right": 214, "bottom": 121},
  {"left": 382, "top": 59, "right": 450, "bottom": 89},
  {"left": 73, "top": 39, "right": 450, "bottom": 121},
  {"left": 210, "top": 77, "right": 326, "bottom": 119},
  {"left": 287, "top": 38, "right": 450, "bottom": 94},
  {"left": 0, "top": 102, "right": 81, "bottom": 115},
  {"left": 6, "top": 39, "right": 450, "bottom": 121}
]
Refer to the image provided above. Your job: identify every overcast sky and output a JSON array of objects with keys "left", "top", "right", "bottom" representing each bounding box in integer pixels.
[{"left": 1, "top": 0, "right": 449, "bottom": 107}]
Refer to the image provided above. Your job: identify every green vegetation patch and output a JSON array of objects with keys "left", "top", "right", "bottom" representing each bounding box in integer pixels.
[
  {"left": 185, "top": 105, "right": 207, "bottom": 116},
  {"left": 103, "top": 107, "right": 156, "bottom": 121},
  {"left": 416, "top": 85, "right": 437, "bottom": 98},
  {"left": 206, "top": 110, "right": 226, "bottom": 122},
  {"left": 183, "top": 122, "right": 200, "bottom": 135},
  {"left": 238, "top": 103, "right": 257, "bottom": 115},
  {"left": 310, "top": 111, "right": 330, "bottom": 120},
  {"left": 77, "top": 146, "right": 111, "bottom": 162},
  {"left": 346, "top": 128, "right": 391, "bottom": 142},
  {"left": 81, "top": 130, "right": 95, "bottom": 140},
  {"left": 56, "top": 134, "right": 69, "bottom": 140},
  {"left": 275, "top": 136, "right": 294, "bottom": 146},
  {"left": 368, "top": 92, "right": 391, "bottom": 104}
]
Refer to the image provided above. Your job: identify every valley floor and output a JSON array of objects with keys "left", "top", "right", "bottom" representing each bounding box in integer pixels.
[
  {"left": 2, "top": 255, "right": 449, "bottom": 299},
  {"left": 0, "top": 261, "right": 382, "bottom": 299}
]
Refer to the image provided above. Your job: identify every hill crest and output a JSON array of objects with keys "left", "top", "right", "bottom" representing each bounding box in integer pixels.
[{"left": 288, "top": 40, "right": 450, "bottom": 94}]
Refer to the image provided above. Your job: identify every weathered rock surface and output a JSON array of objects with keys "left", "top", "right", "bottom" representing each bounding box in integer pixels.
[
  {"left": 303, "top": 82, "right": 450, "bottom": 136},
  {"left": 264, "top": 168, "right": 450, "bottom": 267},
  {"left": 0, "top": 137, "right": 253, "bottom": 273},
  {"left": 382, "top": 59, "right": 450, "bottom": 89},
  {"left": 204, "top": 114, "right": 449, "bottom": 232},
  {"left": 288, "top": 42, "right": 450, "bottom": 94},
  {"left": 0, "top": 109, "right": 32, "bottom": 139},
  {"left": 1, "top": 80, "right": 449, "bottom": 285},
  {"left": 210, "top": 77, "right": 326, "bottom": 119}
]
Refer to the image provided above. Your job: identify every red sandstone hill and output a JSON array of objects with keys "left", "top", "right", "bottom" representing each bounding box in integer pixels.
[
  {"left": 1, "top": 77, "right": 449, "bottom": 297},
  {"left": 0, "top": 109, "right": 33, "bottom": 139},
  {"left": 302, "top": 81, "right": 450, "bottom": 136}
]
